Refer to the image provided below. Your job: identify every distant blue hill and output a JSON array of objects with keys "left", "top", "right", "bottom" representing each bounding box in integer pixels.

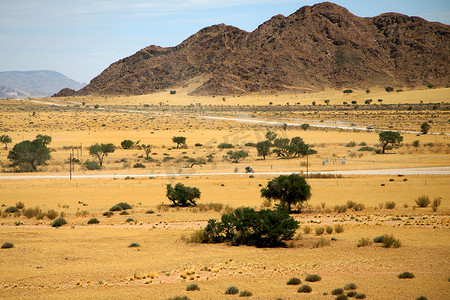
[{"left": 0, "top": 70, "right": 85, "bottom": 98}]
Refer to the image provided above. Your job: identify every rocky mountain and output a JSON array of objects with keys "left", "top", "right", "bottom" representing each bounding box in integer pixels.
[
  {"left": 55, "top": 2, "right": 449, "bottom": 97},
  {"left": 0, "top": 85, "right": 29, "bottom": 99},
  {"left": 0, "top": 70, "right": 84, "bottom": 98}
]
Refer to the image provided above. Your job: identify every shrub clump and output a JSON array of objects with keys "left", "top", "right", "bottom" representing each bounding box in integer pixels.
[
  {"left": 239, "top": 290, "right": 253, "bottom": 297},
  {"left": 46, "top": 209, "right": 58, "bottom": 220},
  {"left": 332, "top": 288, "right": 344, "bottom": 295},
  {"left": 286, "top": 277, "right": 301, "bottom": 285},
  {"left": 52, "top": 217, "right": 67, "bottom": 228},
  {"left": 128, "top": 242, "right": 140, "bottom": 248},
  {"left": 398, "top": 272, "right": 415, "bottom": 279},
  {"left": 357, "top": 237, "right": 372, "bottom": 247},
  {"left": 381, "top": 234, "right": 401, "bottom": 248},
  {"left": 133, "top": 163, "right": 145, "bottom": 168},
  {"left": 335, "top": 294, "right": 348, "bottom": 300},
  {"left": 125, "top": 218, "right": 135, "bottom": 223},
  {"left": 87, "top": 218, "right": 100, "bottom": 224},
  {"left": 109, "top": 202, "right": 132, "bottom": 211},
  {"left": 225, "top": 286, "right": 239, "bottom": 295},
  {"left": 325, "top": 225, "right": 333, "bottom": 234},
  {"left": 355, "top": 293, "right": 366, "bottom": 299},
  {"left": 334, "top": 224, "right": 345, "bottom": 233},
  {"left": 186, "top": 283, "right": 199, "bottom": 291},
  {"left": 415, "top": 196, "right": 431, "bottom": 208},
  {"left": 5, "top": 206, "right": 18, "bottom": 213},
  {"left": 297, "top": 285, "right": 312, "bottom": 293},
  {"left": 305, "top": 274, "right": 321, "bottom": 282},
  {"left": 218, "top": 143, "right": 234, "bottom": 149},
  {"left": 315, "top": 226, "right": 325, "bottom": 236},
  {"left": 119, "top": 211, "right": 129, "bottom": 215},
  {"left": 344, "top": 283, "right": 357, "bottom": 290},
  {"left": 103, "top": 211, "right": 114, "bottom": 217},
  {"left": 347, "top": 291, "right": 357, "bottom": 297},
  {"left": 312, "top": 237, "right": 330, "bottom": 248},
  {"left": 1, "top": 242, "right": 14, "bottom": 249},
  {"left": 385, "top": 201, "right": 396, "bottom": 209},
  {"left": 83, "top": 160, "right": 101, "bottom": 170}
]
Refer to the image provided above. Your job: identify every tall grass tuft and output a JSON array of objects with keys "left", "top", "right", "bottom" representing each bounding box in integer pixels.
[{"left": 415, "top": 196, "right": 431, "bottom": 208}]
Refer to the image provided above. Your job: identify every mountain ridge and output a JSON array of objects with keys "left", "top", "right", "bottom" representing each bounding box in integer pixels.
[{"left": 54, "top": 2, "right": 449, "bottom": 97}]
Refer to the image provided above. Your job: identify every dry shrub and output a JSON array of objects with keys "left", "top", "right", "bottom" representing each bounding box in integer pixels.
[
  {"left": 431, "top": 197, "right": 442, "bottom": 212},
  {"left": 312, "top": 237, "right": 330, "bottom": 248},
  {"left": 325, "top": 225, "right": 333, "bottom": 234},
  {"left": 357, "top": 237, "right": 372, "bottom": 247},
  {"left": 315, "top": 226, "right": 325, "bottom": 236},
  {"left": 415, "top": 196, "right": 431, "bottom": 208},
  {"left": 385, "top": 201, "right": 396, "bottom": 209},
  {"left": 334, "top": 224, "right": 345, "bottom": 233}
]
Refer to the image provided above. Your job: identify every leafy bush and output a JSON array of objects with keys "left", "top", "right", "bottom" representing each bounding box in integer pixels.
[
  {"left": 336, "top": 295, "right": 348, "bottom": 300},
  {"left": 52, "top": 218, "right": 67, "bottom": 228},
  {"left": 87, "top": 218, "right": 100, "bottom": 224},
  {"left": 83, "top": 160, "right": 101, "bottom": 170},
  {"left": 110, "top": 205, "right": 123, "bottom": 211},
  {"left": 120, "top": 211, "right": 129, "bottom": 215},
  {"left": 239, "top": 290, "right": 252, "bottom": 297},
  {"left": 166, "top": 183, "right": 201, "bottom": 207},
  {"left": 297, "top": 285, "right": 312, "bottom": 293},
  {"left": 381, "top": 234, "right": 401, "bottom": 248},
  {"left": 46, "top": 209, "right": 58, "bottom": 220},
  {"left": 5, "top": 206, "right": 18, "bottom": 213},
  {"left": 126, "top": 218, "right": 135, "bottom": 223},
  {"left": 357, "top": 237, "right": 372, "bottom": 247},
  {"left": 15, "top": 202, "right": 25, "bottom": 209},
  {"left": 398, "top": 272, "right": 415, "bottom": 279},
  {"left": 415, "top": 196, "right": 431, "bottom": 207},
  {"left": 186, "top": 283, "right": 199, "bottom": 291},
  {"left": 146, "top": 210, "right": 155, "bottom": 214},
  {"left": 315, "top": 226, "right": 325, "bottom": 236},
  {"left": 225, "top": 286, "right": 239, "bottom": 295},
  {"left": 218, "top": 143, "right": 234, "bottom": 149},
  {"left": 23, "top": 206, "right": 42, "bottom": 218},
  {"left": 347, "top": 291, "right": 357, "bottom": 297},
  {"left": 287, "top": 278, "right": 301, "bottom": 285},
  {"left": 103, "top": 211, "right": 113, "bottom": 217},
  {"left": 334, "top": 224, "right": 345, "bottom": 233},
  {"left": 110, "top": 202, "right": 132, "bottom": 211},
  {"left": 358, "top": 146, "right": 375, "bottom": 152},
  {"left": 385, "top": 201, "right": 396, "bottom": 209},
  {"left": 355, "top": 293, "right": 366, "bottom": 299},
  {"left": 133, "top": 163, "right": 145, "bottom": 168},
  {"left": 332, "top": 288, "right": 344, "bottom": 295},
  {"left": 128, "top": 242, "right": 140, "bottom": 248},
  {"left": 1, "top": 242, "right": 14, "bottom": 249},
  {"left": 305, "top": 274, "right": 321, "bottom": 282},
  {"left": 373, "top": 236, "right": 383, "bottom": 243}
]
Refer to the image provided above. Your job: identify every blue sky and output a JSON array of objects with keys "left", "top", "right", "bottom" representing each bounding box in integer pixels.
[{"left": 0, "top": 0, "right": 448, "bottom": 83}]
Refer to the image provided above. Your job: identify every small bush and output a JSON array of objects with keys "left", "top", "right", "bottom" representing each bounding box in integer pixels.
[
  {"left": 385, "top": 201, "right": 396, "bottom": 209},
  {"left": 353, "top": 203, "right": 365, "bottom": 211},
  {"left": 146, "top": 210, "right": 155, "bottom": 214},
  {"left": 325, "top": 225, "right": 333, "bottom": 234},
  {"left": 358, "top": 146, "right": 375, "bottom": 152},
  {"left": 182, "top": 229, "right": 209, "bottom": 244},
  {"left": 334, "top": 224, "right": 344, "bottom": 233},
  {"left": 315, "top": 226, "right": 325, "bottom": 236},
  {"left": 133, "top": 163, "right": 145, "bottom": 168},
  {"left": 1, "top": 242, "right": 14, "bottom": 249},
  {"left": 398, "top": 272, "right": 415, "bottom": 279},
  {"left": 110, "top": 205, "right": 122, "bottom": 211},
  {"left": 332, "top": 288, "right": 344, "bottom": 295},
  {"left": 83, "top": 160, "right": 101, "bottom": 170},
  {"left": 120, "top": 211, "right": 129, "bottom": 215},
  {"left": 218, "top": 143, "right": 234, "bottom": 149},
  {"left": 23, "top": 206, "right": 42, "bottom": 218},
  {"left": 431, "top": 197, "right": 442, "bottom": 212},
  {"left": 225, "top": 286, "right": 239, "bottom": 295},
  {"left": 415, "top": 196, "right": 431, "bottom": 207},
  {"left": 103, "top": 211, "right": 114, "bottom": 217},
  {"left": 46, "top": 209, "right": 58, "bottom": 220},
  {"left": 15, "top": 202, "right": 25, "bottom": 209},
  {"left": 336, "top": 295, "right": 348, "bottom": 300},
  {"left": 303, "top": 226, "right": 311, "bottom": 234},
  {"left": 297, "top": 285, "right": 312, "bottom": 293},
  {"left": 334, "top": 204, "right": 347, "bottom": 213},
  {"left": 110, "top": 202, "right": 132, "bottom": 211},
  {"left": 345, "top": 141, "right": 357, "bottom": 147},
  {"left": 381, "top": 234, "right": 401, "bottom": 248},
  {"left": 313, "top": 237, "right": 330, "bottom": 248},
  {"left": 287, "top": 278, "right": 301, "bottom": 285},
  {"left": 346, "top": 201, "right": 356, "bottom": 209},
  {"left": 87, "top": 218, "right": 100, "bottom": 224},
  {"left": 344, "top": 283, "right": 357, "bottom": 290},
  {"left": 357, "top": 237, "right": 372, "bottom": 247},
  {"left": 355, "top": 293, "right": 366, "bottom": 299},
  {"left": 168, "top": 297, "right": 189, "bottom": 300},
  {"left": 128, "top": 242, "right": 140, "bottom": 248},
  {"left": 52, "top": 218, "right": 67, "bottom": 228},
  {"left": 347, "top": 291, "right": 357, "bottom": 297},
  {"left": 186, "top": 283, "right": 199, "bottom": 291},
  {"left": 126, "top": 218, "right": 135, "bottom": 223},
  {"left": 5, "top": 206, "right": 18, "bottom": 213},
  {"left": 239, "top": 290, "right": 252, "bottom": 297},
  {"left": 415, "top": 297, "right": 427, "bottom": 300},
  {"left": 373, "top": 236, "right": 383, "bottom": 243},
  {"left": 305, "top": 274, "right": 321, "bottom": 282}
]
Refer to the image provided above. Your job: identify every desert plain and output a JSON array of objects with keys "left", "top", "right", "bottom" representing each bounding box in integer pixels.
[{"left": 0, "top": 87, "right": 449, "bottom": 299}]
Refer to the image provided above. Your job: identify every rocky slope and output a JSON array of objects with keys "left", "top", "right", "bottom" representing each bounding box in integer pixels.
[{"left": 55, "top": 2, "right": 449, "bottom": 97}]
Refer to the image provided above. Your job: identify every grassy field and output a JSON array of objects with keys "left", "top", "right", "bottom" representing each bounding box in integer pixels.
[{"left": 0, "top": 89, "right": 449, "bottom": 299}]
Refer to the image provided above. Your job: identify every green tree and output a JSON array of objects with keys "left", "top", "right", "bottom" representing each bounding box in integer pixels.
[
  {"left": 225, "top": 150, "right": 249, "bottom": 163},
  {"left": 140, "top": 144, "right": 152, "bottom": 159},
  {"left": 35, "top": 134, "right": 52, "bottom": 146},
  {"left": 0, "top": 134, "right": 12, "bottom": 150},
  {"left": 121, "top": 139, "right": 134, "bottom": 149},
  {"left": 256, "top": 141, "right": 271, "bottom": 160},
  {"left": 265, "top": 131, "right": 277, "bottom": 142},
  {"left": 8, "top": 139, "right": 50, "bottom": 171},
  {"left": 300, "top": 124, "right": 310, "bottom": 131},
  {"left": 172, "top": 136, "right": 186, "bottom": 148},
  {"left": 166, "top": 183, "right": 200, "bottom": 206},
  {"left": 379, "top": 131, "right": 403, "bottom": 154},
  {"left": 420, "top": 122, "right": 431, "bottom": 134},
  {"left": 273, "top": 137, "right": 316, "bottom": 157},
  {"left": 324, "top": 99, "right": 330, "bottom": 105},
  {"left": 88, "top": 143, "right": 115, "bottom": 166},
  {"left": 260, "top": 174, "right": 311, "bottom": 212}
]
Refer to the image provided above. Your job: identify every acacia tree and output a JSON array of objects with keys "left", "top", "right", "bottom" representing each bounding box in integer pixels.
[
  {"left": 172, "top": 136, "right": 186, "bottom": 148},
  {"left": 140, "top": 144, "right": 152, "bottom": 159},
  {"left": 260, "top": 174, "right": 311, "bottom": 213},
  {"left": 35, "top": 134, "right": 52, "bottom": 146},
  {"left": 256, "top": 141, "right": 271, "bottom": 160},
  {"left": 0, "top": 134, "right": 12, "bottom": 149},
  {"left": 88, "top": 143, "right": 115, "bottom": 166},
  {"left": 265, "top": 131, "right": 277, "bottom": 142},
  {"left": 224, "top": 150, "right": 248, "bottom": 163},
  {"left": 420, "top": 122, "right": 431, "bottom": 134},
  {"left": 166, "top": 183, "right": 200, "bottom": 206},
  {"left": 379, "top": 131, "right": 403, "bottom": 154},
  {"left": 8, "top": 139, "right": 50, "bottom": 171}
]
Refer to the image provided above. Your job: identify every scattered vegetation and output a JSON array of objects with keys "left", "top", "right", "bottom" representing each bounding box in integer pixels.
[{"left": 344, "top": 283, "right": 357, "bottom": 290}]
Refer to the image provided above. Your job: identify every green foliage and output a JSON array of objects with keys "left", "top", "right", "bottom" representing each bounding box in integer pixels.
[
  {"left": 332, "top": 288, "right": 344, "bottom": 295},
  {"left": 172, "top": 136, "right": 186, "bottom": 148},
  {"left": 347, "top": 291, "right": 357, "bottom": 297},
  {"left": 146, "top": 210, "right": 155, "bottom": 214},
  {"left": 305, "top": 274, "right": 321, "bottom": 282},
  {"left": 102, "top": 211, "right": 114, "bottom": 217},
  {"left": 52, "top": 218, "right": 67, "bottom": 228},
  {"left": 420, "top": 122, "right": 431, "bottom": 134},
  {"left": 373, "top": 236, "right": 383, "bottom": 243},
  {"left": 256, "top": 141, "right": 271, "bottom": 160},
  {"left": 297, "top": 285, "right": 312, "bottom": 293},
  {"left": 128, "top": 242, "right": 140, "bottom": 247},
  {"left": 358, "top": 146, "right": 375, "bottom": 152},
  {"left": 344, "top": 283, "right": 357, "bottom": 290},
  {"left": 88, "top": 143, "right": 115, "bottom": 166},
  {"left": 261, "top": 174, "right": 311, "bottom": 212},
  {"left": 83, "top": 160, "right": 101, "bottom": 170},
  {"left": 5, "top": 206, "right": 18, "bottom": 213},
  {"left": 398, "top": 272, "right": 414, "bottom": 279},
  {"left": 23, "top": 206, "right": 42, "bottom": 218},
  {"left": 239, "top": 290, "right": 252, "bottom": 297},
  {"left": 140, "top": 144, "right": 153, "bottom": 159},
  {"left": 121, "top": 139, "right": 138, "bottom": 149},
  {"left": 87, "top": 218, "right": 100, "bottom": 224},
  {"left": 265, "top": 131, "right": 277, "bottom": 142},
  {"left": 166, "top": 183, "right": 201, "bottom": 207},
  {"left": 286, "top": 278, "right": 301, "bottom": 285},
  {"left": 126, "top": 218, "right": 135, "bottom": 223},
  {"left": 35, "top": 134, "right": 52, "bottom": 146},
  {"left": 357, "top": 237, "right": 372, "bottom": 247},
  {"left": 415, "top": 195, "right": 431, "bottom": 207},
  {"left": 218, "top": 143, "right": 234, "bottom": 149},
  {"left": 225, "top": 286, "right": 239, "bottom": 295},
  {"left": 8, "top": 139, "right": 51, "bottom": 171},
  {"left": 1, "top": 242, "right": 14, "bottom": 249},
  {"left": 343, "top": 89, "right": 353, "bottom": 94},
  {"left": 379, "top": 131, "right": 403, "bottom": 154},
  {"left": 133, "top": 163, "right": 145, "bottom": 168},
  {"left": 300, "top": 124, "right": 310, "bottom": 130},
  {"left": 169, "top": 90, "right": 176, "bottom": 94},
  {"left": 224, "top": 150, "right": 249, "bottom": 163},
  {"left": 109, "top": 202, "right": 132, "bottom": 211},
  {"left": 345, "top": 141, "right": 357, "bottom": 147},
  {"left": 272, "top": 137, "right": 316, "bottom": 157},
  {"left": 355, "top": 293, "right": 366, "bottom": 299},
  {"left": 186, "top": 284, "right": 199, "bottom": 291},
  {"left": 119, "top": 211, "right": 129, "bottom": 215},
  {"left": 0, "top": 134, "right": 12, "bottom": 149},
  {"left": 336, "top": 295, "right": 348, "bottom": 300},
  {"left": 203, "top": 207, "right": 299, "bottom": 247}
]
